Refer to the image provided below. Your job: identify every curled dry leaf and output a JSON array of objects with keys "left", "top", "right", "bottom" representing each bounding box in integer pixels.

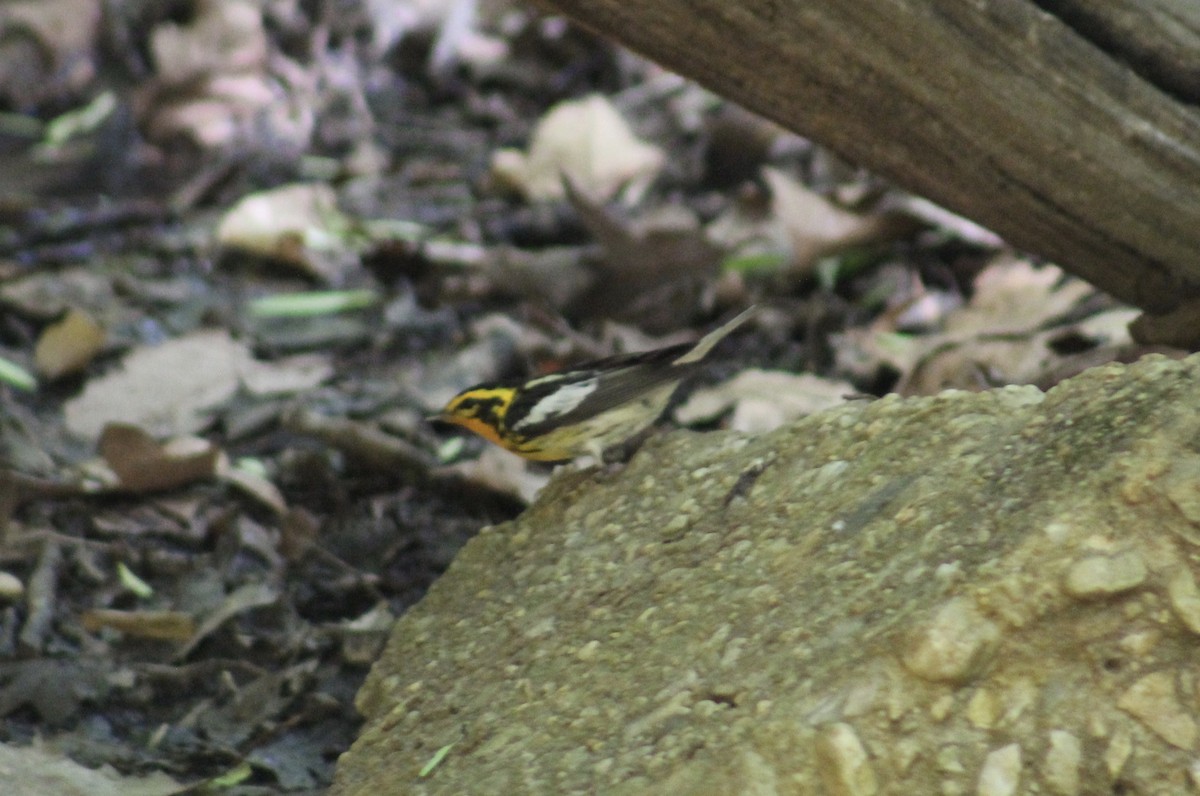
[
  {"left": 34, "top": 308, "right": 106, "bottom": 379},
  {"left": 675, "top": 369, "right": 855, "bottom": 432},
  {"left": 98, "top": 423, "right": 220, "bottom": 494},
  {"left": 491, "top": 94, "right": 665, "bottom": 203},
  {"left": 218, "top": 458, "right": 287, "bottom": 516},
  {"left": 338, "top": 603, "right": 397, "bottom": 665},
  {"left": 175, "top": 581, "right": 280, "bottom": 660},
  {"left": 710, "top": 167, "right": 916, "bottom": 278}
]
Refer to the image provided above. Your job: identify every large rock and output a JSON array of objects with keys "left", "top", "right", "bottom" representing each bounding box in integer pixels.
[{"left": 334, "top": 353, "right": 1200, "bottom": 795}]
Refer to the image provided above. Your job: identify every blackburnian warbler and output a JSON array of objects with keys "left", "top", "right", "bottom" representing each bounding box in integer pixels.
[{"left": 433, "top": 307, "right": 755, "bottom": 461}]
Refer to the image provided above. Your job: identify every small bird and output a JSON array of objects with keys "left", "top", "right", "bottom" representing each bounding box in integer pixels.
[{"left": 433, "top": 307, "right": 755, "bottom": 462}]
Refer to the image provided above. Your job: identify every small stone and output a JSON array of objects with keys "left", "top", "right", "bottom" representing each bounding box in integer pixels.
[
  {"left": 929, "top": 694, "right": 955, "bottom": 722},
  {"left": 815, "top": 722, "right": 878, "bottom": 796},
  {"left": 1063, "top": 551, "right": 1146, "bottom": 598},
  {"left": 1117, "top": 629, "right": 1159, "bottom": 657},
  {"left": 1103, "top": 728, "right": 1133, "bottom": 778},
  {"left": 1167, "top": 568, "right": 1200, "bottom": 635},
  {"left": 902, "top": 598, "right": 1000, "bottom": 684},
  {"left": 1117, "top": 670, "right": 1197, "bottom": 750},
  {"left": 966, "top": 689, "right": 998, "bottom": 729},
  {"left": 0, "top": 571, "right": 24, "bottom": 602},
  {"left": 1043, "top": 730, "right": 1081, "bottom": 795},
  {"left": 977, "top": 743, "right": 1021, "bottom": 796},
  {"left": 576, "top": 640, "right": 600, "bottom": 661}
]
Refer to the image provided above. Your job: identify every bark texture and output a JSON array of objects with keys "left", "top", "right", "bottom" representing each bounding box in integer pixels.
[{"left": 537, "top": 0, "right": 1200, "bottom": 343}]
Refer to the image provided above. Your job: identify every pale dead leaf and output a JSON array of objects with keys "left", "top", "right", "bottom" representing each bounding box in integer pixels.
[
  {"left": 947, "top": 258, "right": 1091, "bottom": 336},
  {"left": 440, "top": 445, "right": 548, "bottom": 505},
  {"left": 238, "top": 352, "right": 332, "bottom": 396},
  {"left": 675, "top": 369, "right": 854, "bottom": 432},
  {"left": 491, "top": 94, "right": 664, "bottom": 203},
  {"left": 0, "top": 739, "right": 181, "bottom": 796},
  {"left": 98, "top": 424, "right": 219, "bottom": 494},
  {"left": 34, "top": 308, "right": 106, "bottom": 379},
  {"left": 901, "top": 308, "right": 1137, "bottom": 394},
  {"left": 766, "top": 167, "right": 912, "bottom": 274},
  {"left": 216, "top": 183, "right": 352, "bottom": 279},
  {"left": 64, "top": 330, "right": 251, "bottom": 439},
  {"left": 146, "top": 75, "right": 279, "bottom": 148},
  {"left": 139, "top": 0, "right": 312, "bottom": 150},
  {"left": 66, "top": 330, "right": 328, "bottom": 440},
  {"left": 149, "top": 0, "right": 267, "bottom": 85}
]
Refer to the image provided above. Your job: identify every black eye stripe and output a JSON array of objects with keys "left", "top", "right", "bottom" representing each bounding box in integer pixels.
[{"left": 458, "top": 396, "right": 508, "bottom": 425}]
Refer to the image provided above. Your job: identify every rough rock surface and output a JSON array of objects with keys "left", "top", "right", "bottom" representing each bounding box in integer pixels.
[{"left": 333, "top": 353, "right": 1200, "bottom": 795}]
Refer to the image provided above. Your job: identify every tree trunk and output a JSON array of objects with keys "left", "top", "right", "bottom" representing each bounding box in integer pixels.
[{"left": 536, "top": 0, "right": 1200, "bottom": 346}]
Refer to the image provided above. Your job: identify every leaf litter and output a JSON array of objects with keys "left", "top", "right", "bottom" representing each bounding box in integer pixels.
[{"left": 0, "top": 0, "right": 1182, "bottom": 792}]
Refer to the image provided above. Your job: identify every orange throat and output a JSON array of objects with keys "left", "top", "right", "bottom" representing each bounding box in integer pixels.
[{"left": 444, "top": 414, "right": 512, "bottom": 451}]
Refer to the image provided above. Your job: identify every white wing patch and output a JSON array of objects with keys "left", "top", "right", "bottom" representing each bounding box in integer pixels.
[{"left": 514, "top": 377, "right": 599, "bottom": 429}]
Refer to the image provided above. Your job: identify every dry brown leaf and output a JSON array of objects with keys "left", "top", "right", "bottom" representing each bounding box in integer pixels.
[
  {"left": 900, "top": 308, "right": 1138, "bottom": 394},
  {"left": 491, "top": 94, "right": 664, "bottom": 203},
  {"left": 98, "top": 424, "right": 219, "bottom": 494},
  {"left": 80, "top": 608, "right": 196, "bottom": 642},
  {"left": 337, "top": 602, "right": 396, "bottom": 665},
  {"left": 34, "top": 308, "right": 106, "bottom": 379},
  {"left": 145, "top": 74, "right": 281, "bottom": 148},
  {"left": 0, "top": 267, "right": 116, "bottom": 321},
  {"left": 565, "top": 182, "right": 721, "bottom": 327},
  {"left": 175, "top": 581, "right": 280, "bottom": 660}
]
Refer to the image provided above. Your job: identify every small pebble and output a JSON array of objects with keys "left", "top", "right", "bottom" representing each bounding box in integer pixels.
[
  {"left": 0, "top": 571, "right": 24, "bottom": 602},
  {"left": 1064, "top": 551, "right": 1146, "bottom": 598}
]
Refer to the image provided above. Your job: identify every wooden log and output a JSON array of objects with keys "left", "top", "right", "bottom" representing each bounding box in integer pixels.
[{"left": 537, "top": 0, "right": 1200, "bottom": 343}]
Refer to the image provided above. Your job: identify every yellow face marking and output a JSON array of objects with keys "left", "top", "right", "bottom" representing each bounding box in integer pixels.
[{"left": 437, "top": 388, "right": 519, "bottom": 451}]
